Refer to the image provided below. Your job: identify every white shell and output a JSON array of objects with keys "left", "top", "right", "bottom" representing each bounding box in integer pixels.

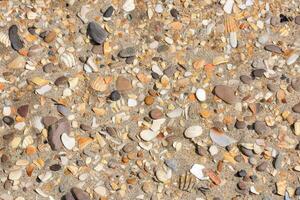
[
  {"left": 60, "top": 53, "right": 76, "bottom": 68},
  {"left": 166, "top": 108, "right": 183, "bottom": 118},
  {"left": 0, "top": 32, "right": 10, "bottom": 47},
  {"left": 140, "top": 129, "right": 158, "bottom": 141},
  {"left": 184, "top": 126, "right": 203, "bottom": 138},
  {"left": 156, "top": 169, "right": 172, "bottom": 183},
  {"left": 190, "top": 164, "right": 206, "bottom": 180},
  {"left": 123, "top": 0, "right": 135, "bottom": 12},
  {"left": 287, "top": 53, "right": 299, "bottom": 65},
  {"left": 38, "top": 171, "right": 52, "bottom": 183},
  {"left": 210, "top": 128, "right": 236, "bottom": 147},
  {"left": 195, "top": 88, "right": 206, "bottom": 102},
  {"left": 229, "top": 32, "right": 237, "bottom": 48},
  {"left": 77, "top": 5, "right": 90, "bottom": 24},
  {"left": 223, "top": 0, "right": 234, "bottom": 14},
  {"left": 8, "top": 169, "right": 22, "bottom": 180},
  {"left": 61, "top": 133, "right": 76, "bottom": 150}
]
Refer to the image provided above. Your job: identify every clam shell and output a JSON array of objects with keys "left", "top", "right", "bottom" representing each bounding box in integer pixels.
[
  {"left": 60, "top": 52, "right": 76, "bottom": 68},
  {"left": 210, "top": 128, "right": 236, "bottom": 147},
  {"left": 184, "top": 126, "right": 203, "bottom": 138},
  {"left": 90, "top": 76, "right": 107, "bottom": 92},
  {"left": 224, "top": 15, "right": 238, "bottom": 33},
  {"left": 0, "top": 31, "right": 10, "bottom": 47}
]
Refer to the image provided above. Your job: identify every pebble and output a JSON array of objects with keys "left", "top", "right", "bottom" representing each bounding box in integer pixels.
[
  {"left": 184, "top": 125, "right": 203, "bottom": 138},
  {"left": 94, "top": 186, "right": 107, "bottom": 197},
  {"left": 295, "top": 16, "right": 300, "bottom": 25},
  {"left": 252, "top": 69, "right": 266, "bottom": 78},
  {"left": 240, "top": 146, "right": 254, "bottom": 157},
  {"left": 170, "top": 8, "right": 179, "bottom": 19},
  {"left": 295, "top": 187, "right": 300, "bottom": 195},
  {"left": 65, "top": 192, "right": 75, "bottom": 200},
  {"left": 240, "top": 75, "right": 252, "bottom": 84},
  {"left": 8, "top": 25, "right": 23, "bottom": 51},
  {"left": 49, "top": 164, "right": 61, "bottom": 171},
  {"left": 209, "top": 145, "right": 218, "bottom": 156},
  {"left": 264, "top": 44, "right": 283, "bottom": 54},
  {"left": 292, "top": 103, "right": 300, "bottom": 113},
  {"left": 87, "top": 22, "right": 108, "bottom": 44},
  {"left": 48, "top": 118, "right": 70, "bottom": 150},
  {"left": 123, "top": 0, "right": 135, "bottom": 12},
  {"left": 116, "top": 76, "right": 132, "bottom": 92},
  {"left": 140, "top": 129, "right": 158, "bottom": 141},
  {"left": 109, "top": 90, "right": 121, "bottom": 101},
  {"left": 256, "top": 161, "right": 268, "bottom": 171},
  {"left": 237, "top": 170, "right": 247, "bottom": 177},
  {"left": 195, "top": 88, "right": 206, "bottom": 102},
  {"left": 8, "top": 169, "right": 22, "bottom": 180},
  {"left": 274, "top": 153, "right": 283, "bottom": 169},
  {"left": 155, "top": 4, "right": 164, "bottom": 13},
  {"left": 155, "top": 169, "right": 171, "bottom": 183},
  {"left": 149, "top": 109, "right": 163, "bottom": 119},
  {"left": 235, "top": 120, "right": 246, "bottom": 129},
  {"left": 254, "top": 121, "right": 268, "bottom": 134},
  {"left": 3, "top": 116, "right": 14, "bottom": 126},
  {"left": 103, "top": 6, "right": 114, "bottom": 18},
  {"left": 44, "top": 31, "right": 56, "bottom": 43},
  {"left": 237, "top": 181, "right": 247, "bottom": 190},
  {"left": 214, "top": 85, "right": 238, "bottom": 104},
  {"left": 7, "top": 55, "right": 26, "bottom": 69},
  {"left": 291, "top": 78, "right": 300, "bottom": 92},
  {"left": 294, "top": 121, "right": 300, "bottom": 135},
  {"left": 118, "top": 47, "right": 136, "bottom": 58},
  {"left": 190, "top": 164, "right": 205, "bottom": 180},
  {"left": 223, "top": 0, "right": 234, "bottom": 14},
  {"left": 71, "top": 187, "right": 90, "bottom": 200}
]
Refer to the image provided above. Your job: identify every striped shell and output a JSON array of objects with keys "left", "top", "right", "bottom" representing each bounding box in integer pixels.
[
  {"left": 60, "top": 52, "right": 76, "bottom": 68},
  {"left": 178, "top": 172, "right": 198, "bottom": 192},
  {"left": 0, "top": 31, "right": 10, "bottom": 47},
  {"left": 224, "top": 15, "right": 238, "bottom": 33},
  {"left": 90, "top": 76, "right": 107, "bottom": 92}
]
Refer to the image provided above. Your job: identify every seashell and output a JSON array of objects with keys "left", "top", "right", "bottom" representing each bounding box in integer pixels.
[
  {"left": 77, "top": 5, "right": 90, "bottom": 24},
  {"left": 166, "top": 108, "right": 183, "bottom": 118},
  {"left": 22, "top": 135, "right": 34, "bottom": 148},
  {"left": 287, "top": 52, "right": 299, "bottom": 65},
  {"left": 213, "top": 56, "right": 229, "bottom": 65},
  {"left": 223, "top": 0, "right": 234, "bottom": 14},
  {"left": 224, "top": 15, "right": 238, "bottom": 33},
  {"left": 178, "top": 171, "right": 198, "bottom": 192},
  {"left": 90, "top": 76, "right": 107, "bottom": 92},
  {"left": 210, "top": 128, "right": 236, "bottom": 147},
  {"left": 60, "top": 52, "right": 76, "bottom": 68},
  {"left": 31, "top": 77, "right": 50, "bottom": 86},
  {"left": 190, "top": 164, "right": 206, "bottom": 180},
  {"left": 0, "top": 31, "right": 10, "bottom": 47},
  {"left": 229, "top": 32, "right": 237, "bottom": 48},
  {"left": 184, "top": 126, "right": 203, "bottom": 138},
  {"left": 140, "top": 129, "right": 158, "bottom": 141}
]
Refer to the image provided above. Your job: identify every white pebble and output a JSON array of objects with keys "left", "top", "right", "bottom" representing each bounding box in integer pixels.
[
  {"left": 223, "top": 0, "right": 234, "bottom": 14},
  {"left": 35, "top": 85, "right": 52, "bottom": 95},
  {"left": 184, "top": 126, "right": 203, "bottom": 138},
  {"left": 287, "top": 53, "right": 299, "bottom": 65},
  {"left": 123, "top": 0, "right": 135, "bottom": 12},
  {"left": 128, "top": 98, "right": 137, "bottom": 107},
  {"left": 165, "top": 37, "right": 173, "bottom": 45},
  {"left": 209, "top": 145, "right": 219, "bottom": 156},
  {"left": 155, "top": 4, "right": 164, "bottom": 13},
  {"left": 195, "top": 88, "right": 206, "bottom": 102},
  {"left": 166, "top": 108, "right": 183, "bottom": 118},
  {"left": 190, "top": 164, "right": 206, "bottom": 180},
  {"left": 140, "top": 129, "right": 158, "bottom": 141},
  {"left": 3, "top": 106, "right": 11, "bottom": 116},
  {"left": 9, "top": 169, "right": 22, "bottom": 180},
  {"left": 152, "top": 64, "right": 163, "bottom": 75}
]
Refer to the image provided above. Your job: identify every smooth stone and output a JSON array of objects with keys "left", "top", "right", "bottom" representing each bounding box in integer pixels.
[
  {"left": 94, "top": 186, "right": 107, "bottom": 197},
  {"left": 294, "top": 121, "right": 300, "bottom": 135},
  {"left": 287, "top": 53, "right": 299, "bottom": 65},
  {"left": 140, "top": 129, "right": 158, "bottom": 141},
  {"left": 184, "top": 125, "right": 203, "bottom": 138},
  {"left": 57, "top": 105, "right": 72, "bottom": 117},
  {"left": 44, "top": 31, "right": 56, "bottom": 43},
  {"left": 103, "top": 6, "right": 114, "bottom": 18},
  {"left": 8, "top": 169, "right": 22, "bottom": 180},
  {"left": 122, "top": 143, "right": 135, "bottom": 153},
  {"left": 214, "top": 85, "right": 238, "bottom": 104},
  {"left": 195, "top": 88, "right": 206, "bottom": 102},
  {"left": 252, "top": 58, "right": 266, "bottom": 68},
  {"left": 87, "top": 22, "right": 108, "bottom": 44},
  {"left": 164, "top": 159, "right": 177, "bottom": 171},
  {"left": 291, "top": 78, "right": 300, "bottom": 92},
  {"left": 109, "top": 90, "right": 121, "bottom": 101},
  {"left": 128, "top": 98, "right": 137, "bottom": 107},
  {"left": 237, "top": 170, "right": 247, "bottom": 177},
  {"left": 170, "top": 8, "right": 179, "bottom": 19},
  {"left": 116, "top": 76, "right": 132, "bottom": 92},
  {"left": 190, "top": 164, "right": 205, "bottom": 180},
  {"left": 240, "top": 146, "right": 254, "bottom": 157},
  {"left": 223, "top": 0, "right": 234, "bottom": 14},
  {"left": 149, "top": 109, "right": 163, "bottom": 119},
  {"left": 240, "top": 75, "right": 252, "bottom": 84},
  {"left": 42, "top": 116, "right": 57, "bottom": 128},
  {"left": 256, "top": 161, "right": 268, "bottom": 171},
  {"left": 49, "top": 164, "right": 61, "bottom": 171},
  {"left": 292, "top": 103, "right": 300, "bottom": 113},
  {"left": 17, "top": 105, "right": 29, "bottom": 118},
  {"left": 235, "top": 120, "right": 246, "bottom": 129},
  {"left": 64, "top": 192, "right": 75, "bottom": 200},
  {"left": 267, "top": 83, "right": 279, "bottom": 92},
  {"left": 295, "top": 187, "right": 300, "bottom": 196},
  {"left": 264, "top": 44, "right": 283, "bottom": 54},
  {"left": 274, "top": 153, "right": 283, "bottom": 169},
  {"left": 118, "top": 47, "right": 136, "bottom": 58},
  {"left": 28, "top": 45, "right": 44, "bottom": 57},
  {"left": 71, "top": 187, "right": 90, "bottom": 200},
  {"left": 3, "top": 116, "right": 14, "bottom": 126},
  {"left": 209, "top": 145, "right": 218, "bottom": 156},
  {"left": 163, "top": 66, "right": 176, "bottom": 77},
  {"left": 167, "top": 108, "right": 183, "bottom": 118},
  {"left": 43, "top": 63, "right": 56, "bottom": 73},
  {"left": 48, "top": 118, "right": 70, "bottom": 150},
  {"left": 155, "top": 169, "right": 171, "bottom": 183},
  {"left": 254, "top": 121, "right": 268, "bottom": 134},
  {"left": 61, "top": 133, "right": 76, "bottom": 150},
  {"left": 54, "top": 76, "right": 68, "bottom": 86},
  {"left": 295, "top": 16, "right": 300, "bottom": 25},
  {"left": 8, "top": 25, "right": 24, "bottom": 51},
  {"left": 252, "top": 69, "right": 266, "bottom": 78}
]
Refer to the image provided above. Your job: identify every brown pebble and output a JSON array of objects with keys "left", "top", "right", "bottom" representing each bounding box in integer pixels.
[
  {"left": 44, "top": 31, "right": 56, "bottom": 43},
  {"left": 149, "top": 108, "right": 163, "bottom": 119},
  {"left": 116, "top": 76, "right": 132, "bottom": 92},
  {"left": 17, "top": 104, "right": 29, "bottom": 118},
  {"left": 237, "top": 181, "right": 247, "bottom": 190},
  {"left": 256, "top": 161, "right": 268, "bottom": 171},
  {"left": 214, "top": 85, "right": 238, "bottom": 104},
  {"left": 144, "top": 96, "right": 154, "bottom": 105}
]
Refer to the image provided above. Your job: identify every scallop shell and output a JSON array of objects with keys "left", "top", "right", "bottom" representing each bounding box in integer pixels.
[
  {"left": 90, "top": 76, "right": 107, "bottom": 92},
  {"left": 0, "top": 31, "right": 10, "bottom": 47},
  {"left": 178, "top": 172, "right": 197, "bottom": 192},
  {"left": 60, "top": 52, "right": 76, "bottom": 68},
  {"left": 224, "top": 15, "right": 238, "bottom": 33}
]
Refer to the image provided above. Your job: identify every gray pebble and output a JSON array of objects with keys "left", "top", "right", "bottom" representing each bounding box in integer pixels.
[
  {"left": 71, "top": 187, "right": 90, "bottom": 200},
  {"left": 264, "top": 44, "right": 283, "bottom": 54},
  {"left": 214, "top": 85, "right": 238, "bottom": 104},
  {"left": 291, "top": 78, "right": 300, "bottom": 92},
  {"left": 87, "top": 22, "right": 108, "bottom": 44},
  {"left": 165, "top": 159, "right": 177, "bottom": 171},
  {"left": 273, "top": 153, "right": 283, "bottom": 170},
  {"left": 8, "top": 25, "right": 24, "bottom": 51},
  {"left": 254, "top": 121, "right": 268, "bottom": 135},
  {"left": 256, "top": 161, "right": 268, "bottom": 171},
  {"left": 240, "top": 75, "right": 252, "bottom": 84},
  {"left": 48, "top": 118, "right": 70, "bottom": 150},
  {"left": 292, "top": 102, "right": 300, "bottom": 113},
  {"left": 295, "top": 16, "right": 300, "bottom": 25},
  {"left": 118, "top": 47, "right": 136, "bottom": 58},
  {"left": 240, "top": 146, "right": 254, "bottom": 157}
]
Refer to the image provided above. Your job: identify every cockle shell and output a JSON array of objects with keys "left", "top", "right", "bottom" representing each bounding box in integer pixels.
[
  {"left": 224, "top": 15, "right": 238, "bottom": 33},
  {"left": 90, "top": 76, "right": 107, "bottom": 92},
  {"left": 0, "top": 32, "right": 10, "bottom": 47},
  {"left": 60, "top": 52, "right": 76, "bottom": 68},
  {"left": 178, "top": 172, "right": 198, "bottom": 192}
]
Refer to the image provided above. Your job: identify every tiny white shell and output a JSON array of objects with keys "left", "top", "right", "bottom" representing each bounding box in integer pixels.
[
  {"left": 184, "top": 126, "right": 203, "bottom": 138},
  {"left": 287, "top": 53, "right": 299, "bottom": 65},
  {"left": 140, "top": 129, "right": 158, "bottom": 141},
  {"left": 0, "top": 32, "right": 10, "bottom": 47},
  {"left": 60, "top": 53, "right": 76, "bottom": 68},
  {"left": 229, "top": 32, "right": 237, "bottom": 48},
  {"left": 195, "top": 88, "right": 206, "bottom": 102}
]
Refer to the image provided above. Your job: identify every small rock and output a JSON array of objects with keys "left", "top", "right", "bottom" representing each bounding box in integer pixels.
[
  {"left": 71, "top": 187, "right": 90, "bottom": 200},
  {"left": 291, "top": 78, "right": 300, "bottom": 92},
  {"left": 292, "top": 103, "right": 300, "bottom": 113},
  {"left": 43, "top": 63, "right": 56, "bottom": 73},
  {"left": 294, "top": 121, "right": 300, "bottom": 135},
  {"left": 240, "top": 75, "right": 252, "bottom": 84},
  {"left": 237, "top": 170, "right": 247, "bottom": 177},
  {"left": 48, "top": 118, "right": 70, "bottom": 150},
  {"left": 44, "top": 31, "right": 56, "bottom": 43},
  {"left": 295, "top": 187, "right": 300, "bottom": 196},
  {"left": 103, "top": 6, "right": 114, "bottom": 18},
  {"left": 87, "top": 22, "right": 108, "bottom": 44},
  {"left": 94, "top": 186, "right": 107, "bottom": 197},
  {"left": 237, "top": 181, "right": 247, "bottom": 190},
  {"left": 49, "top": 164, "right": 61, "bottom": 171},
  {"left": 28, "top": 45, "right": 44, "bottom": 57},
  {"left": 7, "top": 56, "right": 26, "bottom": 69},
  {"left": 264, "top": 44, "right": 283, "bottom": 54},
  {"left": 184, "top": 125, "right": 203, "bottom": 138},
  {"left": 149, "top": 109, "right": 163, "bottom": 119},
  {"left": 190, "top": 164, "right": 205, "bottom": 180},
  {"left": 116, "top": 76, "right": 132, "bottom": 92},
  {"left": 123, "top": 0, "right": 135, "bottom": 12},
  {"left": 42, "top": 116, "right": 57, "bottom": 128},
  {"left": 214, "top": 85, "right": 238, "bottom": 104},
  {"left": 155, "top": 4, "right": 164, "bottom": 13},
  {"left": 140, "top": 129, "right": 158, "bottom": 141},
  {"left": 64, "top": 192, "right": 75, "bottom": 200},
  {"left": 252, "top": 69, "right": 266, "bottom": 78},
  {"left": 295, "top": 16, "right": 300, "bottom": 25},
  {"left": 8, "top": 169, "right": 22, "bottom": 180},
  {"left": 123, "top": 143, "right": 135, "bottom": 153},
  {"left": 195, "top": 88, "right": 206, "bottom": 102},
  {"left": 144, "top": 96, "right": 154, "bottom": 105},
  {"left": 155, "top": 169, "right": 172, "bottom": 183},
  {"left": 274, "top": 153, "right": 283, "bottom": 169},
  {"left": 223, "top": 0, "right": 234, "bottom": 14},
  {"left": 170, "top": 8, "right": 179, "bottom": 19},
  {"left": 209, "top": 145, "right": 218, "bottom": 156},
  {"left": 3, "top": 116, "right": 14, "bottom": 126},
  {"left": 8, "top": 25, "right": 24, "bottom": 51},
  {"left": 109, "top": 90, "right": 121, "bottom": 101},
  {"left": 256, "top": 161, "right": 268, "bottom": 171},
  {"left": 54, "top": 76, "right": 68, "bottom": 86},
  {"left": 142, "top": 182, "right": 153, "bottom": 194},
  {"left": 17, "top": 105, "right": 29, "bottom": 118},
  {"left": 240, "top": 146, "right": 254, "bottom": 157},
  {"left": 118, "top": 47, "right": 136, "bottom": 58},
  {"left": 235, "top": 120, "right": 246, "bottom": 129},
  {"left": 254, "top": 121, "right": 268, "bottom": 134}
]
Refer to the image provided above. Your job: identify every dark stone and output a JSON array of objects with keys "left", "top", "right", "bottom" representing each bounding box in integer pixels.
[
  {"left": 103, "top": 6, "right": 114, "bottom": 18},
  {"left": 170, "top": 8, "right": 179, "bottom": 19},
  {"left": 3, "top": 116, "right": 14, "bottom": 126},
  {"left": 264, "top": 44, "right": 283, "bottom": 54},
  {"left": 8, "top": 25, "right": 24, "bottom": 51},
  {"left": 42, "top": 116, "right": 57, "bottom": 128},
  {"left": 87, "top": 22, "right": 108, "bottom": 44},
  {"left": 256, "top": 161, "right": 268, "bottom": 171},
  {"left": 17, "top": 104, "right": 29, "bottom": 118},
  {"left": 252, "top": 69, "right": 266, "bottom": 78},
  {"left": 71, "top": 187, "right": 90, "bottom": 200},
  {"left": 80, "top": 124, "right": 92, "bottom": 131},
  {"left": 125, "top": 56, "right": 135, "bottom": 64},
  {"left": 214, "top": 85, "right": 238, "bottom": 104},
  {"left": 55, "top": 76, "right": 69, "bottom": 86},
  {"left": 49, "top": 164, "right": 61, "bottom": 171},
  {"left": 237, "top": 169, "right": 247, "bottom": 177},
  {"left": 295, "top": 16, "right": 300, "bottom": 25},
  {"left": 118, "top": 47, "right": 136, "bottom": 58},
  {"left": 28, "top": 26, "right": 37, "bottom": 35},
  {"left": 235, "top": 120, "right": 246, "bottom": 129},
  {"left": 240, "top": 146, "right": 253, "bottom": 157},
  {"left": 295, "top": 187, "right": 300, "bottom": 196},
  {"left": 279, "top": 14, "right": 292, "bottom": 23},
  {"left": 254, "top": 121, "right": 268, "bottom": 134},
  {"left": 43, "top": 63, "right": 56, "bottom": 73},
  {"left": 64, "top": 192, "right": 76, "bottom": 200},
  {"left": 109, "top": 90, "right": 121, "bottom": 101},
  {"left": 237, "top": 181, "right": 247, "bottom": 190},
  {"left": 292, "top": 102, "right": 300, "bottom": 113},
  {"left": 151, "top": 72, "right": 160, "bottom": 79},
  {"left": 163, "top": 66, "right": 176, "bottom": 77},
  {"left": 47, "top": 118, "right": 70, "bottom": 150},
  {"left": 240, "top": 75, "right": 252, "bottom": 84}
]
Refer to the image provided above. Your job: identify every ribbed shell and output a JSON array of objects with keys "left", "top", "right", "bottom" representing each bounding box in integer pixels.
[
  {"left": 60, "top": 52, "right": 76, "bottom": 68},
  {"left": 0, "top": 31, "right": 10, "bottom": 47},
  {"left": 224, "top": 15, "right": 238, "bottom": 33},
  {"left": 90, "top": 76, "right": 107, "bottom": 92},
  {"left": 178, "top": 172, "right": 197, "bottom": 192}
]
